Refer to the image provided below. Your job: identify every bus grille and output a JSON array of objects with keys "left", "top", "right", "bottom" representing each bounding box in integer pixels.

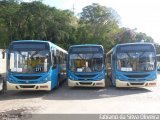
[
  {"left": 128, "top": 79, "right": 146, "bottom": 81},
  {"left": 14, "top": 76, "right": 41, "bottom": 80},
  {"left": 130, "top": 83, "right": 144, "bottom": 85},
  {"left": 19, "top": 85, "right": 35, "bottom": 88},
  {"left": 79, "top": 82, "right": 92, "bottom": 85},
  {"left": 125, "top": 74, "right": 149, "bottom": 78},
  {"left": 18, "top": 81, "right": 38, "bottom": 84}
]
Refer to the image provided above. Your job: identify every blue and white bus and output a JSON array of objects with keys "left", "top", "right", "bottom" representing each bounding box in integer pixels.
[
  {"left": 67, "top": 44, "right": 106, "bottom": 87},
  {"left": 107, "top": 43, "right": 157, "bottom": 87},
  {"left": 6, "top": 40, "right": 67, "bottom": 91},
  {"left": 156, "top": 54, "right": 160, "bottom": 71}
]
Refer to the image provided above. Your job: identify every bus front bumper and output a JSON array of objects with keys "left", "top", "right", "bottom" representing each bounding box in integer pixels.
[
  {"left": 7, "top": 81, "right": 51, "bottom": 91},
  {"left": 116, "top": 79, "right": 157, "bottom": 87},
  {"left": 68, "top": 79, "right": 105, "bottom": 87}
]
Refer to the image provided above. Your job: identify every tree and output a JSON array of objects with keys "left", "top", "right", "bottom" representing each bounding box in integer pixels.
[
  {"left": 135, "top": 32, "right": 154, "bottom": 42},
  {"left": 0, "top": 1, "right": 157, "bottom": 52},
  {"left": 0, "top": 0, "right": 78, "bottom": 49},
  {"left": 78, "top": 3, "right": 120, "bottom": 51},
  {"left": 115, "top": 28, "right": 136, "bottom": 44},
  {"left": 0, "top": 0, "right": 20, "bottom": 48},
  {"left": 115, "top": 27, "right": 154, "bottom": 44},
  {"left": 155, "top": 43, "right": 160, "bottom": 54}
]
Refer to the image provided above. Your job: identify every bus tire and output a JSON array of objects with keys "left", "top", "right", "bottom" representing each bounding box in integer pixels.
[
  {"left": 0, "top": 77, "right": 6, "bottom": 94},
  {"left": 110, "top": 76, "right": 116, "bottom": 87},
  {"left": 68, "top": 86, "right": 74, "bottom": 89},
  {"left": 106, "top": 76, "right": 112, "bottom": 87},
  {"left": 55, "top": 74, "right": 61, "bottom": 89},
  {"left": 56, "top": 80, "right": 60, "bottom": 89}
]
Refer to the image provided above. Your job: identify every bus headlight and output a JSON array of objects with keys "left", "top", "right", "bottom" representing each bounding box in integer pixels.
[
  {"left": 69, "top": 76, "right": 74, "bottom": 80},
  {"left": 118, "top": 76, "right": 122, "bottom": 79},
  {"left": 8, "top": 78, "right": 14, "bottom": 83},
  {"left": 149, "top": 75, "right": 157, "bottom": 80},
  {"left": 117, "top": 75, "right": 124, "bottom": 80},
  {"left": 97, "top": 72, "right": 105, "bottom": 79},
  {"left": 44, "top": 75, "right": 50, "bottom": 81},
  {"left": 97, "top": 75, "right": 103, "bottom": 79}
]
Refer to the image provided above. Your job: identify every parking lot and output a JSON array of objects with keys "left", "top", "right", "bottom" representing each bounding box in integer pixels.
[{"left": 0, "top": 74, "right": 160, "bottom": 115}]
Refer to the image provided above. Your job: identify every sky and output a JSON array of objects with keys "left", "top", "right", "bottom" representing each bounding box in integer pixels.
[{"left": 24, "top": 0, "right": 160, "bottom": 44}]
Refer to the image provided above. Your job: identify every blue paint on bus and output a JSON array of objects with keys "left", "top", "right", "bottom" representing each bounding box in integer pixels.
[
  {"left": 107, "top": 42, "right": 157, "bottom": 87},
  {"left": 156, "top": 54, "right": 160, "bottom": 71},
  {"left": 6, "top": 40, "right": 67, "bottom": 91},
  {"left": 67, "top": 44, "right": 106, "bottom": 87}
]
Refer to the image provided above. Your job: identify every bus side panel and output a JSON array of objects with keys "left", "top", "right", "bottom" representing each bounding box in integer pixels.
[
  {"left": 50, "top": 68, "right": 58, "bottom": 89},
  {"left": 111, "top": 60, "right": 116, "bottom": 86},
  {"left": 50, "top": 64, "right": 66, "bottom": 89},
  {"left": 110, "top": 53, "right": 117, "bottom": 86},
  {"left": 66, "top": 56, "right": 69, "bottom": 80}
]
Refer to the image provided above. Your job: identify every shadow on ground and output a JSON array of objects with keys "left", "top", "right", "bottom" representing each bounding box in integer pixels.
[
  {"left": 42, "top": 82, "right": 152, "bottom": 100},
  {"left": 0, "top": 80, "right": 66, "bottom": 101},
  {"left": 0, "top": 80, "right": 153, "bottom": 101},
  {"left": 0, "top": 90, "right": 48, "bottom": 101}
]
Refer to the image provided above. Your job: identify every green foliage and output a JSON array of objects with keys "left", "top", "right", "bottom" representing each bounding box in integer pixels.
[
  {"left": 0, "top": 1, "right": 156, "bottom": 51},
  {"left": 0, "top": 0, "right": 20, "bottom": 48},
  {"left": 155, "top": 43, "right": 160, "bottom": 54},
  {"left": 135, "top": 32, "right": 154, "bottom": 42},
  {"left": 0, "top": 0, "right": 78, "bottom": 49},
  {"left": 115, "top": 27, "right": 154, "bottom": 44},
  {"left": 78, "top": 3, "right": 120, "bottom": 51}
]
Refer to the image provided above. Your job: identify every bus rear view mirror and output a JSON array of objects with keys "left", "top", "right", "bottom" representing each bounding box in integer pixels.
[
  {"left": 112, "top": 54, "right": 116, "bottom": 60},
  {"left": 52, "top": 65, "right": 57, "bottom": 69},
  {"left": 2, "top": 50, "right": 5, "bottom": 59},
  {"left": 104, "top": 54, "right": 106, "bottom": 59},
  {"left": 65, "top": 55, "right": 67, "bottom": 61}
]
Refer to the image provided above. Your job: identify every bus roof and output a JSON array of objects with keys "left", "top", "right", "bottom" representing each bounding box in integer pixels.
[
  {"left": 69, "top": 44, "right": 103, "bottom": 48},
  {"left": 69, "top": 44, "right": 104, "bottom": 53},
  {"left": 11, "top": 40, "right": 48, "bottom": 43},
  {"left": 10, "top": 40, "right": 68, "bottom": 54},
  {"left": 107, "top": 42, "right": 155, "bottom": 55},
  {"left": 115, "top": 42, "right": 154, "bottom": 47}
]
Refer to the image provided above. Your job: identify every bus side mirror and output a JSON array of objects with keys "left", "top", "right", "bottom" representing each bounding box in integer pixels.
[
  {"left": 65, "top": 55, "right": 67, "bottom": 61},
  {"left": 52, "top": 64, "right": 56, "bottom": 69},
  {"left": 104, "top": 54, "right": 106, "bottom": 59},
  {"left": 52, "top": 57, "right": 57, "bottom": 69},
  {"left": 51, "top": 50, "right": 56, "bottom": 69},
  {"left": 2, "top": 50, "right": 5, "bottom": 59},
  {"left": 112, "top": 54, "right": 116, "bottom": 60}
]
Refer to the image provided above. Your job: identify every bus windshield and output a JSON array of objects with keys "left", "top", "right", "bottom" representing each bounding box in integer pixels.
[
  {"left": 8, "top": 50, "right": 51, "bottom": 73},
  {"left": 69, "top": 53, "right": 103, "bottom": 72},
  {"left": 117, "top": 51, "right": 156, "bottom": 72}
]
